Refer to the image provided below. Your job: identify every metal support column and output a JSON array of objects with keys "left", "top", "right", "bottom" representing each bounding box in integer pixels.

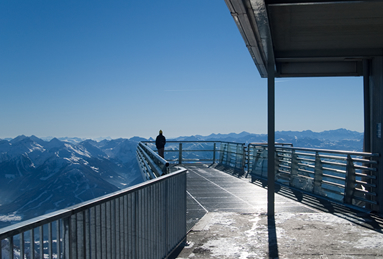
[
  {"left": 370, "top": 56, "right": 383, "bottom": 214},
  {"left": 363, "top": 59, "right": 371, "bottom": 153},
  {"left": 267, "top": 65, "right": 275, "bottom": 216}
]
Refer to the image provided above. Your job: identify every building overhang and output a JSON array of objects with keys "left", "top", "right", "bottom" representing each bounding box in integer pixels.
[{"left": 225, "top": 0, "right": 383, "bottom": 78}]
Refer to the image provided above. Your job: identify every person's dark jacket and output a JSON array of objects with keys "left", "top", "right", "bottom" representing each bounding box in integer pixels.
[{"left": 156, "top": 134, "right": 166, "bottom": 149}]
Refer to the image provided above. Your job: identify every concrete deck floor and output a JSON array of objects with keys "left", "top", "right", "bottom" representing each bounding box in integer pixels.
[{"left": 172, "top": 164, "right": 383, "bottom": 259}]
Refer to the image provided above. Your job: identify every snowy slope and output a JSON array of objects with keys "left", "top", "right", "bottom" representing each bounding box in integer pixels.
[{"left": 0, "top": 136, "right": 144, "bottom": 228}]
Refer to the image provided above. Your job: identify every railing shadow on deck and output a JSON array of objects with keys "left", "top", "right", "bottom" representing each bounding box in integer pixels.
[{"left": 249, "top": 177, "right": 383, "bottom": 233}]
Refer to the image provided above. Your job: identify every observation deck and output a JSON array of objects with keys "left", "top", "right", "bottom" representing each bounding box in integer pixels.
[
  {"left": 2, "top": 0, "right": 383, "bottom": 257},
  {"left": 1, "top": 141, "right": 383, "bottom": 258},
  {"left": 178, "top": 163, "right": 383, "bottom": 258}
]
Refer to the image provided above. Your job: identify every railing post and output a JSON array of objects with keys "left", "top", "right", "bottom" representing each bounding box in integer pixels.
[
  {"left": 313, "top": 152, "right": 323, "bottom": 195},
  {"left": 289, "top": 150, "right": 298, "bottom": 187},
  {"left": 344, "top": 155, "right": 356, "bottom": 204},
  {"left": 227, "top": 143, "right": 232, "bottom": 166},
  {"left": 8, "top": 237, "right": 13, "bottom": 259},
  {"left": 31, "top": 228, "right": 35, "bottom": 259},
  {"left": 219, "top": 143, "right": 226, "bottom": 164},
  {"left": 63, "top": 217, "right": 71, "bottom": 259},
  {"left": 70, "top": 215, "right": 77, "bottom": 259},
  {"left": 21, "top": 232, "right": 24, "bottom": 259},
  {"left": 236, "top": 144, "right": 242, "bottom": 169},
  {"left": 179, "top": 143, "right": 183, "bottom": 164},
  {"left": 242, "top": 145, "right": 247, "bottom": 172},
  {"left": 57, "top": 220, "right": 61, "bottom": 259},
  {"left": 39, "top": 226, "right": 43, "bottom": 259},
  {"left": 213, "top": 143, "right": 216, "bottom": 164},
  {"left": 165, "top": 180, "right": 169, "bottom": 254},
  {"left": 260, "top": 148, "right": 268, "bottom": 178},
  {"left": 274, "top": 148, "right": 281, "bottom": 180},
  {"left": 48, "top": 222, "right": 52, "bottom": 259},
  {"left": 250, "top": 147, "right": 262, "bottom": 176}
]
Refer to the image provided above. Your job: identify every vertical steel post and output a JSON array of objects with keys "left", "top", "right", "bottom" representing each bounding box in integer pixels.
[
  {"left": 57, "top": 220, "right": 61, "bottom": 259},
  {"left": 39, "top": 226, "right": 43, "bottom": 259},
  {"left": 31, "top": 228, "right": 35, "bottom": 259},
  {"left": 213, "top": 143, "right": 216, "bottom": 164},
  {"left": 179, "top": 143, "right": 183, "bottom": 164},
  {"left": 313, "top": 152, "right": 323, "bottom": 195},
  {"left": 48, "top": 222, "right": 52, "bottom": 259},
  {"left": 70, "top": 215, "right": 77, "bottom": 259},
  {"left": 76, "top": 212, "right": 84, "bottom": 259},
  {"left": 96, "top": 205, "right": 102, "bottom": 259},
  {"left": 345, "top": 155, "right": 356, "bottom": 204},
  {"left": 106, "top": 201, "right": 112, "bottom": 259},
  {"left": 289, "top": 150, "right": 298, "bottom": 187},
  {"left": 123, "top": 195, "right": 128, "bottom": 259},
  {"left": 85, "top": 210, "right": 90, "bottom": 259},
  {"left": 21, "top": 232, "right": 25, "bottom": 259},
  {"left": 364, "top": 59, "right": 371, "bottom": 153},
  {"left": 8, "top": 237, "right": 13, "bottom": 259},
  {"left": 90, "top": 207, "right": 96, "bottom": 259},
  {"left": 363, "top": 59, "right": 373, "bottom": 209},
  {"left": 165, "top": 180, "right": 169, "bottom": 255},
  {"left": 267, "top": 59, "right": 276, "bottom": 216},
  {"left": 63, "top": 217, "right": 70, "bottom": 259},
  {"left": 101, "top": 203, "right": 107, "bottom": 259},
  {"left": 369, "top": 57, "right": 383, "bottom": 214}
]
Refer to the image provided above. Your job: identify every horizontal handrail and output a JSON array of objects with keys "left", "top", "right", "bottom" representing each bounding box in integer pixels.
[
  {"left": 247, "top": 143, "right": 379, "bottom": 211},
  {"left": 138, "top": 141, "right": 380, "bottom": 212},
  {"left": 136, "top": 142, "right": 169, "bottom": 180}
]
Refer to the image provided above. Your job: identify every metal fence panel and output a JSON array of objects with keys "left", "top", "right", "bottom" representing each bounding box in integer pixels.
[{"left": 1, "top": 168, "right": 187, "bottom": 259}]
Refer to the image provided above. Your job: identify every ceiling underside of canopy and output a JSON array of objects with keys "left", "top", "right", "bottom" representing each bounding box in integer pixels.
[{"left": 225, "top": 0, "right": 383, "bottom": 77}]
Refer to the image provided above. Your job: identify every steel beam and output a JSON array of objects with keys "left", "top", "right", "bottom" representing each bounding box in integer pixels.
[
  {"left": 267, "top": 60, "right": 276, "bottom": 216},
  {"left": 363, "top": 59, "right": 371, "bottom": 153}
]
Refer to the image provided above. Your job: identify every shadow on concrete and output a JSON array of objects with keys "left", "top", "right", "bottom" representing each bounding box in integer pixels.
[
  {"left": 268, "top": 215, "right": 279, "bottom": 259},
  {"left": 249, "top": 176, "right": 383, "bottom": 233}
]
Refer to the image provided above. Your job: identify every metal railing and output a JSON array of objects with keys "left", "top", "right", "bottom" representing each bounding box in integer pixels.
[
  {"left": 141, "top": 141, "right": 219, "bottom": 165},
  {"left": 2, "top": 140, "right": 379, "bottom": 258},
  {"left": 136, "top": 142, "right": 169, "bottom": 180},
  {"left": 218, "top": 142, "right": 246, "bottom": 171},
  {"left": 139, "top": 140, "right": 379, "bottom": 211},
  {"left": 247, "top": 144, "right": 379, "bottom": 210},
  {"left": 0, "top": 168, "right": 187, "bottom": 259},
  {"left": 140, "top": 141, "right": 246, "bottom": 169}
]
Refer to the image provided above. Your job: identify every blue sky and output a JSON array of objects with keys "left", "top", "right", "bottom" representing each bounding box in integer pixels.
[{"left": 0, "top": 1, "right": 364, "bottom": 139}]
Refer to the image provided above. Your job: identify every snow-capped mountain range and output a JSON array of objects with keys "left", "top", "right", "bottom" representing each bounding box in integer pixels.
[
  {"left": 0, "top": 128, "right": 363, "bottom": 229},
  {"left": 0, "top": 135, "right": 144, "bottom": 228},
  {"left": 171, "top": 128, "right": 363, "bottom": 151}
]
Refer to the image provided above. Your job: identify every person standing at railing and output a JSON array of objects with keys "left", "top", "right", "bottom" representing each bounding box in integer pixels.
[{"left": 156, "top": 130, "right": 166, "bottom": 158}]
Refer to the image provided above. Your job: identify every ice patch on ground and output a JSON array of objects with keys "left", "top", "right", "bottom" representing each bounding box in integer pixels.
[
  {"left": 202, "top": 237, "right": 258, "bottom": 258},
  {"left": 275, "top": 212, "right": 296, "bottom": 224},
  {"left": 355, "top": 235, "right": 383, "bottom": 249},
  {"left": 305, "top": 213, "right": 353, "bottom": 224},
  {"left": 202, "top": 212, "right": 236, "bottom": 230}
]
